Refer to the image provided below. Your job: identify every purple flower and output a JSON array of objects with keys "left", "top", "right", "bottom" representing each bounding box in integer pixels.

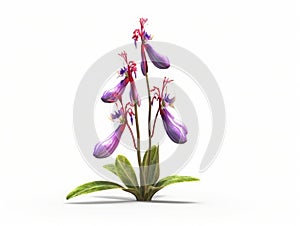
[
  {"left": 101, "top": 77, "right": 129, "bottom": 103},
  {"left": 132, "top": 18, "right": 170, "bottom": 75},
  {"left": 101, "top": 52, "right": 140, "bottom": 105},
  {"left": 160, "top": 107, "right": 188, "bottom": 144},
  {"left": 94, "top": 107, "right": 126, "bottom": 158},
  {"left": 93, "top": 124, "right": 126, "bottom": 158},
  {"left": 150, "top": 78, "right": 188, "bottom": 143},
  {"left": 144, "top": 44, "right": 170, "bottom": 69}
]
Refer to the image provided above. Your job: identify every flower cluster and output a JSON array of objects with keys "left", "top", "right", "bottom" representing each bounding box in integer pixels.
[
  {"left": 94, "top": 51, "right": 139, "bottom": 158},
  {"left": 93, "top": 18, "right": 188, "bottom": 159}
]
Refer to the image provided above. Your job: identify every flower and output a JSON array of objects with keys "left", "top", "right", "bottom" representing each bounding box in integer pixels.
[
  {"left": 101, "top": 51, "right": 140, "bottom": 106},
  {"left": 151, "top": 77, "right": 188, "bottom": 144},
  {"left": 160, "top": 107, "right": 188, "bottom": 144},
  {"left": 93, "top": 124, "right": 126, "bottom": 158},
  {"left": 101, "top": 77, "right": 129, "bottom": 103},
  {"left": 119, "top": 51, "right": 141, "bottom": 106},
  {"left": 93, "top": 109, "right": 126, "bottom": 158},
  {"left": 132, "top": 18, "right": 170, "bottom": 75},
  {"left": 144, "top": 44, "right": 170, "bottom": 69}
]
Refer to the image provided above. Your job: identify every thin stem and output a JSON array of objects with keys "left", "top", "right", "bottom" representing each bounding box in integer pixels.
[
  {"left": 120, "top": 99, "right": 137, "bottom": 150},
  {"left": 133, "top": 103, "right": 145, "bottom": 194},
  {"left": 145, "top": 74, "right": 152, "bottom": 173},
  {"left": 126, "top": 121, "right": 137, "bottom": 150},
  {"left": 151, "top": 107, "right": 160, "bottom": 138},
  {"left": 133, "top": 104, "right": 141, "bottom": 166}
]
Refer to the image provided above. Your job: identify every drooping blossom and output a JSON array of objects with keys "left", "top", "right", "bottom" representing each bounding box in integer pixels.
[
  {"left": 101, "top": 51, "right": 141, "bottom": 106},
  {"left": 93, "top": 109, "right": 126, "bottom": 158},
  {"left": 144, "top": 44, "right": 170, "bottom": 69},
  {"left": 132, "top": 18, "right": 170, "bottom": 75},
  {"left": 119, "top": 51, "right": 141, "bottom": 106},
  {"left": 160, "top": 107, "right": 188, "bottom": 144},
  {"left": 152, "top": 78, "right": 188, "bottom": 144},
  {"left": 101, "top": 77, "right": 129, "bottom": 103}
]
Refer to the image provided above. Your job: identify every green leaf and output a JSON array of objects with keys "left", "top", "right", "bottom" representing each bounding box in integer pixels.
[
  {"left": 144, "top": 175, "right": 200, "bottom": 200},
  {"left": 142, "top": 145, "right": 159, "bottom": 166},
  {"left": 66, "top": 181, "right": 123, "bottom": 200},
  {"left": 142, "top": 145, "right": 160, "bottom": 185},
  {"left": 115, "top": 155, "right": 139, "bottom": 188},
  {"left": 156, "top": 175, "right": 199, "bottom": 187},
  {"left": 103, "top": 164, "right": 117, "bottom": 176}
]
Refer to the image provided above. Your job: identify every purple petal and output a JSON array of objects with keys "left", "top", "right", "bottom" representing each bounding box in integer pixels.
[
  {"left": 164, "top": 94, "right": 175, "bottom": 105},
  {"left": 93, "top": 124, "right": 126, "bottom": 158},
  {"left": 160, "top": 108, "right": 188, "bottom": 144},
  {"left": 119, "top": 67, "right": 127, "bottom": 76},
  {"left": 144, "top": 32, "right": 151, "bottom": 40},
  {"left": 134, "top": 40, "right": 137, "bottom": 48},
  {"left": 140, "top": 46, "right": 148, "bottom": 75},
  {"left": 101, "top": 78, "right": 129, "bottom": 103},
  {"left": 145, "top": 44, "right": 170, "bottom": 69},
  {"left": 130, "top": 115, "right": 133, "bottom": 125},
  {"left": 110, "top": 109, "right": 124, "bottom": 120}
]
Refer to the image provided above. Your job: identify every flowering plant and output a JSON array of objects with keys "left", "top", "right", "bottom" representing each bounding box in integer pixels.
[{"left": 67, "top": 18, "right": 199, "bottom": 201}]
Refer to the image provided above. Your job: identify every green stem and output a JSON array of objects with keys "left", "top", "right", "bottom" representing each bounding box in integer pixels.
[
  {"left": 133, "top": 103, "right": 146, "bottom": 196},
  {"left": 145, "top": 74, "right": 152, "bottom": 188}
]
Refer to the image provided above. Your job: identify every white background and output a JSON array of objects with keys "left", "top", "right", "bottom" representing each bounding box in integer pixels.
[{"left": 0, "top": 0, "right": 299, "bottom": 225}]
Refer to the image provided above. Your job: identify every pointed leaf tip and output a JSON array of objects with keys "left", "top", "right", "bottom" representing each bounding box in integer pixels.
[
  {"left": 155, "top": 175, "right": 199, "bottom": 188},
  {"left": 66, "top": 181, "right": 124, "bottom": 200},
  {"left": 103, "top": 164, "right": 118, "bottom": 176}
]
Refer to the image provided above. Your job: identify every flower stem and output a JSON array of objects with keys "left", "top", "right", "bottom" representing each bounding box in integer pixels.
[
  {"left": 120, "top": 99, "right": 137, "bottom": 150},
  {"left": 145, "top": 74, "right": 152, "bottom": 187},
  {"left": 151, "top": 107, "right": 160, "bottom": 137},
  {"left": 133, "top": 103, "right": 146, "bottom": 195},
  {"left": 126, "top": 121, "right": 137, "bottom": 150}
]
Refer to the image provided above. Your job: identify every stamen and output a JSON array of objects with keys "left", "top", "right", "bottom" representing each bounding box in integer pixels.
[{"left": 118, "top": 51, "right": 128, "bottom": 64}]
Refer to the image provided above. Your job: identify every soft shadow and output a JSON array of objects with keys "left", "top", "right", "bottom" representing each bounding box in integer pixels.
[
  {"left": 92, "top": 195, "right": 134, "bottom": 201},
  {"left": 66, "top": 200, "right": 134, "bottom": 205},
  {"left": 152, "top": 195, "right": 166, "bottom": 198},
  {"left": 151, "top": 200, "right": 201, "bottom": 204},
  {"left": 66, "top": 198, "right": 201, "bottom": 205},
  {"left": 65, "top": 194, "right": 200, "bottom": 205}
]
